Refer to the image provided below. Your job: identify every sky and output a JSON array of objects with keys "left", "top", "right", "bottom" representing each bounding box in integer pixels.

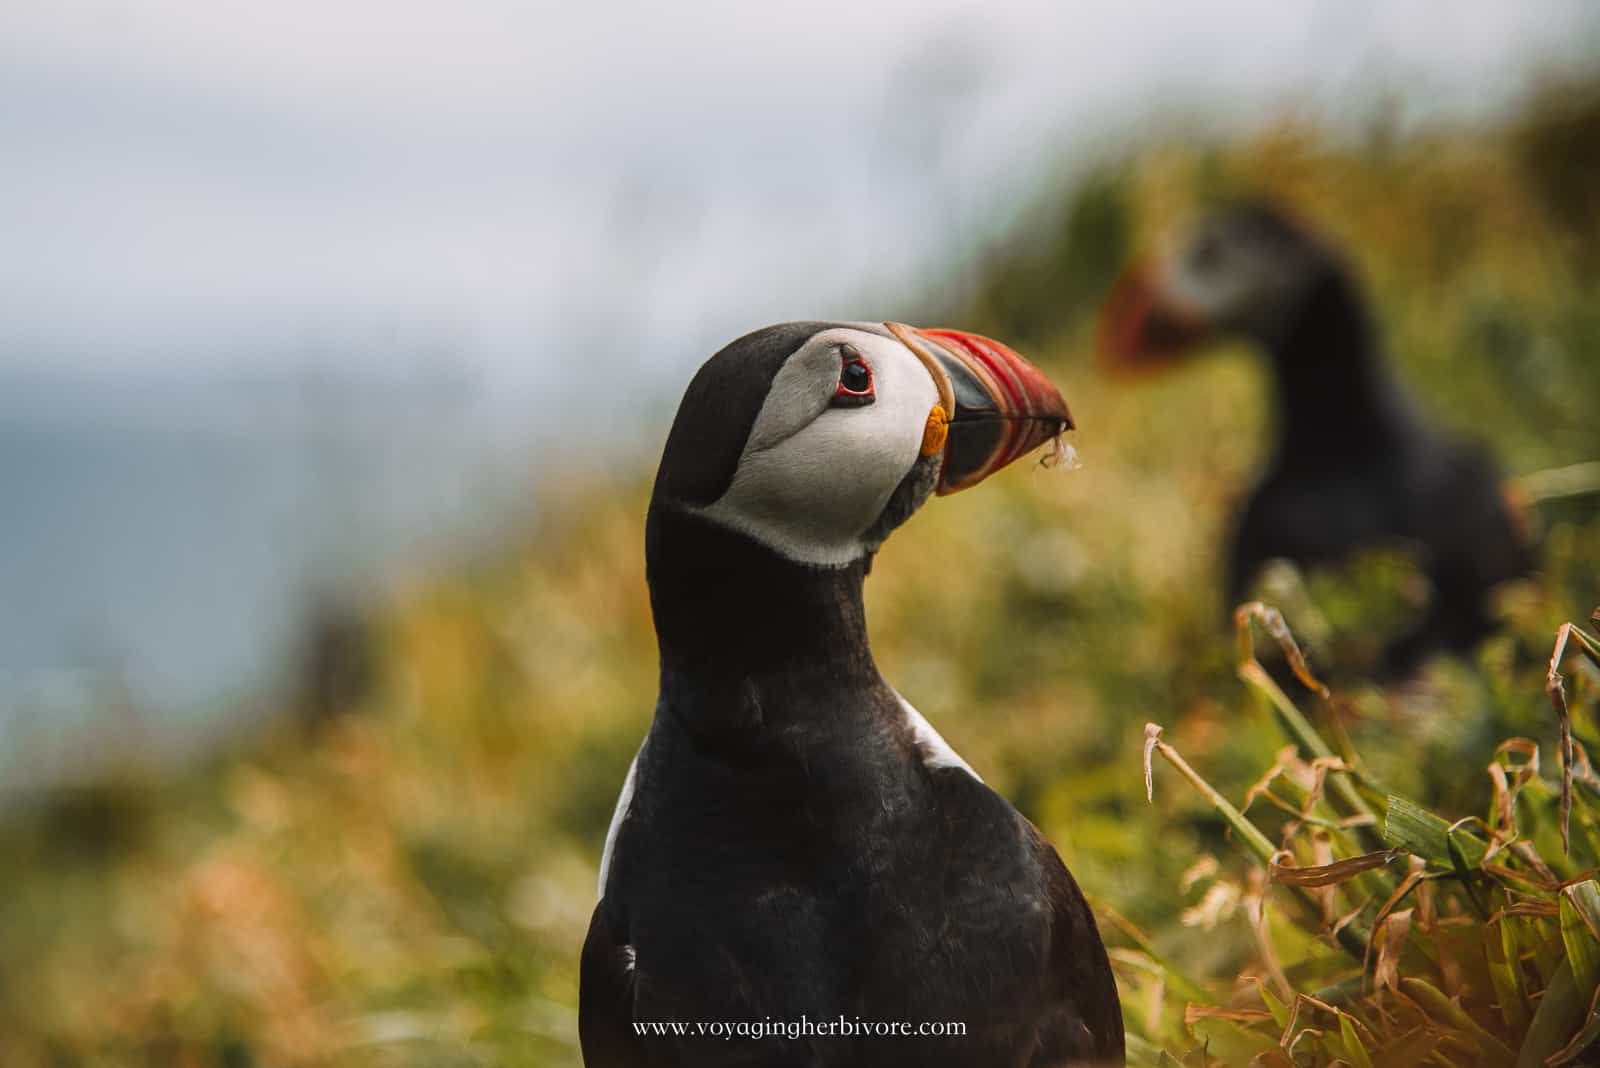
[{"left": 2, "top": 0, "right": 1596, "bottom": 390}]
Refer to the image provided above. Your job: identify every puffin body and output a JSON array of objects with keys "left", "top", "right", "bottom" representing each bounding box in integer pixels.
[
  {"left": 582, "top": 322, "right": 1123, "bottom": 1067},
  {"left": 1100, "top": 203, "right": 1536, "bottom": 678}
]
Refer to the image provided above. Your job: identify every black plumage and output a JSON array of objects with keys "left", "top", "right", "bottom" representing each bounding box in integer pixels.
[
  {"left": 1101, "top": 203, "right": 1537, "bottom": 678},
  {"left": 581, "top": 322, "right": 1123, "bottom": 1067}
]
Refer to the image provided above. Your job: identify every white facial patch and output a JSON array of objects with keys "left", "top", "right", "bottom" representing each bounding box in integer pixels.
[
  {"left": 700, "top": 327, "right": 941, "bottom": 567},
  {"left": 1161, "top": 218, "right": 1314, "bottom": 338},
  {"left": 1163, "top": 234, "right": 1260, "bottom": 326}
]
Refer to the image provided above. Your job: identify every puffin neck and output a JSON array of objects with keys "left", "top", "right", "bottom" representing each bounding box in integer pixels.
[
  {"left": 645, "top": 504, "right": 882, "bottom": 719},
  {"left": 1264, "top": 267, "right": 1411, "bottom": 467}
]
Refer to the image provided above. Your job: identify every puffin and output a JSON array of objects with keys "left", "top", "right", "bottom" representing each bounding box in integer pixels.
[
  {"left": 581, "top": 322, "right": 1124, "bottom": 1067},
  {"left": 1098, "top": 201, "right": 1536, "bottom": 678}
]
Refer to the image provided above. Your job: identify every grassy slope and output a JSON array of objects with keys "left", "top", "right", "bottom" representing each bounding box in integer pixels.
[{"left": 2, "top": 104, "right": 1598, "bottom": 1067}]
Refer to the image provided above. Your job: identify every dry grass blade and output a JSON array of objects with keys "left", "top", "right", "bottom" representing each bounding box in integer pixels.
[
  {"left": 1490, "top": 740, "right": 1544, "bottom": 848},
  {"left": 1483, "top": 862, "right": 1559, "bottom": 894},
  {"left": 1145, "top": 722, "right": 1369, "bottom": 961},
  {"left": 1184, "top": 1005, "right": 1275, "bottom": 1026},
  {"left": 1242, "top": 749, "right": 1296, "bottom": 816},
  {"left": 1496, "top": 738, "right": 1541, "bottom": 782},
  {"left": 1331, "top": 896, "right": 1372, "bottom": 941},
  {"left": 1366, "top": 860, "right": 1429, "bottom": 1003},
  {"left": 1244, "top": 869, "right": 1292, "bottom": 999},
  {"left": 1372, "top": 865, "right": 1427, "bottom": 930},
  {"left": 1278, "top": 993, "right": 1378, "bottom": 1067},
  {"left": 1494, "top": 900, "right": 1560, "bottom": 919},
  {"left": 1549, "top": 615, "right": 1600, "bottom": 854},
  {"left": 1181, "top": 856, "right": 1219, "bottom": 892},
  {"left": 1514, "top": 460, "right": 1600, "bottom": 503},
  {"left": 1232, "top": 603, "right": 1378, "bottom": 832},
  {"left": 1509, "top": 842, "right": 1558, "bottom": 888},
  {"left": 1490, "top": 761, "right": 1515, "bottom": 837},
  {"left": 1372, "top": 908, "right": 1413, "bottom": 993},
  {"left": 1234, "top": 602, "right": 1330, "bottom": 698},
  {"left": 1268, "top": 849, "right": 1405, "bottom": 888},
  {"left": 1180, "top": 881, "right": 1242, "bottom": 930},
  {"left": 1144, "top": 722, "right": 1161, "bottom": 803},
  {"left": 1310, "top": 834, "right": 1338, "bottom": 926}
]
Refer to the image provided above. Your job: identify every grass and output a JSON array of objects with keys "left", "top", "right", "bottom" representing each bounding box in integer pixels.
[
  {"left": 1138, "top": 607, "right": 1600, "bottom": 1066},
  {"left": 2, "top": 89, "right": 1598, "bottom": 1066}
]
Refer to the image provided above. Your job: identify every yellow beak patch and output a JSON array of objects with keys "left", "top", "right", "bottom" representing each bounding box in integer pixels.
[{"left": 920, "top": 404, "right": 949, "bottom": 457}]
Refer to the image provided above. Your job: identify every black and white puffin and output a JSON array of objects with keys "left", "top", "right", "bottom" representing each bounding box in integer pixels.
[
  {"left": 581, "top": 322, "right": 1124, "bottom": 1067},
  {"left": 1098, "top": 202, "right": 1536, "bottom": 678}
]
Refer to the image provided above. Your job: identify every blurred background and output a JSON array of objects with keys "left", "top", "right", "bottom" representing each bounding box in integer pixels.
[{"left": 4, "top": 2, "right": 1600, "bottom": 1065}]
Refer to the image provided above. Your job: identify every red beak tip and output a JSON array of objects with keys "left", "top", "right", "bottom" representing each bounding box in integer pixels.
[
  {"left": 1096, "top": 262, "right": 1215, "bottom": 377},
  {"left": 1097, "top": 268, "right": 1157, "bottom": 369}
]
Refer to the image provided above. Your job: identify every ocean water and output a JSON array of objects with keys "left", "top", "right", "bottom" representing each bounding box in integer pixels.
[{"left": 0, "top": 373, "right": 548, "bottom": 789}]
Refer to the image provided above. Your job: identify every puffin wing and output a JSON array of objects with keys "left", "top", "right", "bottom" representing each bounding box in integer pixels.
[
  {"left": 1030, "top": 823, "right": 1125, "bottom": 1066},
  {"left": 582, "top": 743, "right": 649, "bottom": 1067},
  {"left": 578, "top": 900, "right": 648, "bottom": 1068}
]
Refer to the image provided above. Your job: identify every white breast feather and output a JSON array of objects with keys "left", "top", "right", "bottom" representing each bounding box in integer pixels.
[
  {"left": 895, "top": 692, "right": 981, "bottom": 781},
  {"left": 596, "top": 745, "right": 642, "bottom": 899}
]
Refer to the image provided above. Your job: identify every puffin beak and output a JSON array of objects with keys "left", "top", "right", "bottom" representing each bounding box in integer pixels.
[
  {"left": 1096, "top": 258, "right": 1213, "bottom": 377},
  {"left": 885, "top": 323, "right": 1074, "bottom": 496}
]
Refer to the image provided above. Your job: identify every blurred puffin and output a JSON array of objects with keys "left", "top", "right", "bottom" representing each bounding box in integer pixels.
[
  {"left": 1099, "top": 201, "right": 1535, "bottom": 678},
  {"left": 581, "top": 322, "right": 1123, "bottom": 1067}
]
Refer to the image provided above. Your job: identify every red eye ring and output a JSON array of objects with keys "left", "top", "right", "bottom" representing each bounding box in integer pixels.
[
  {"left": 837, "top": 360, "right": 872, "bottom": 395},
  {"left": 832, "top": 344, "right": 875, "bottom": 407}
]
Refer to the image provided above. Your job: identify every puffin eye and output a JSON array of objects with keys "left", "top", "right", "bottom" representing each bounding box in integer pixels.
[{"left": 832, "top": 344, "right": 875, "bottom": 408}]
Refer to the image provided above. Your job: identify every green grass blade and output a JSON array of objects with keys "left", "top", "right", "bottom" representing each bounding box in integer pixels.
[
  {"left": 1400, "top": 977, "right": 1517, "bottom": 1064},
  {"left": 1254, "top": 978, "right": 1289, "bottom": 1030},
  {"left": 1338, "top": 1011, "right": 1374, "bottom": 1068},
  {"left": 1446, "top": 823, "right": 1490, "bottom": 918},
  {"left": 1519, "top": 959, "right": 1586, "bottom": 1068},
  {"left": 1560, "top": 881, "right": 1600, "bottom": 994},
  {"left": 1488, "top": 915, "right": 1530, "bottom": 1032},
  {"left": 1123, "top": 1032, "right": 1168, "bottom": 1068},
  {"left": 1548, "top": 986, "right": 1600, "bottom": 1067},
  {"left": 1145, "top": 724, "right": 1277, "bottom": 865},
  {"left": 1383, "top": 796, "right": 1489, "bottom": 870}
]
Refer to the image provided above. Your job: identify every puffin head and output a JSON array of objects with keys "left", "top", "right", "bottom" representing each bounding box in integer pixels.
[
  {"left": 649, "top": 321, "right": 1072, "bottom": 569},
  {"left": 1097, "top": 201, "right": 1334, "bottom": 373}
]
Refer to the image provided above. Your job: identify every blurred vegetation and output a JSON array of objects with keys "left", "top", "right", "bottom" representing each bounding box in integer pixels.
[
  {"left": 1134, "top": 605, "right": 1600, "bottom": 1066},
  {"left": 3, "top": 87, "right": 1600, "bottom": 1066}
]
